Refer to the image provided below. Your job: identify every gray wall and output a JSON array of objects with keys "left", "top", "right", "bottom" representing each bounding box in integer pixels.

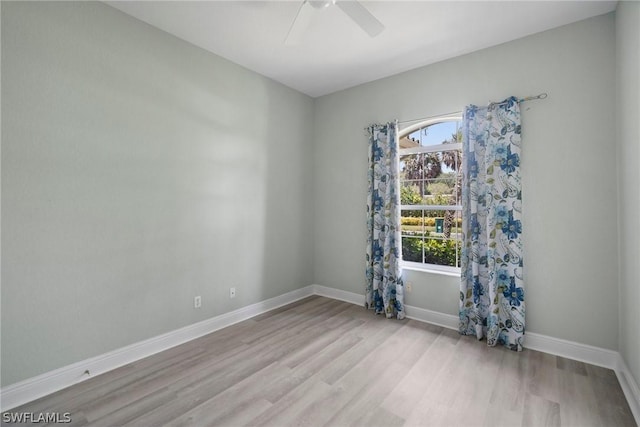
[
  {"left": 312, "top": 14, "right": 619, "bottom": 350},
  {"left": 1, "top": 2, "right": 314, "bottom": 386},
  {"left": 616, "top": 1, "right": 640, "bottom": 392}
]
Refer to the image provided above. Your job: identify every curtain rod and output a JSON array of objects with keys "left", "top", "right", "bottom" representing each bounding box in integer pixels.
[{"left": 396, "top": 92, "right": 548, "bottom": 126}]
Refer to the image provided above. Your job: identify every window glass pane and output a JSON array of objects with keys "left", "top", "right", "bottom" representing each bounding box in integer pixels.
[
  {"left": 399, "top": 182, "right": 422, "bottom": 207},
  {"left": 405, "top": 121, "right": 460, "bottom": 148},
  {"left": 400, "top": 150, "right": 461, "bottom": 204},
  {"left": 401, "top": 237, "right": 423, "bottom": 263},
  {"left": 422, "top": 237, "right": 461, "bottom": 267},
  {"left": 451, "top": 210, "right": 462, "bottom": 241},
  {"left": 400, "top": 211, "right": 424, "bottom": 235}
]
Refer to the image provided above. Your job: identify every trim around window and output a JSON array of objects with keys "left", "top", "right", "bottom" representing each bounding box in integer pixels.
[{"left": 401, "top": 260, "right": 461, "bottom": 277}]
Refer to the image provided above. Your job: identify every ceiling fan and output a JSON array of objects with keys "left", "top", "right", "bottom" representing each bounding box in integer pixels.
[{"left": 284, "top": 0, "right": 385, "bottom": 45}]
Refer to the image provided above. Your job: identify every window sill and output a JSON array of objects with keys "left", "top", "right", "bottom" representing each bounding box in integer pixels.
[{"left": 401, "top": 262, "right": 461, "bottom": 277}]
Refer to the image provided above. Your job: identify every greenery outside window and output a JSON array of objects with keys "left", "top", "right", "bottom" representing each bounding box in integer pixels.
[{"left": 399, "top": 117, "right": 462, "bottom": 273}]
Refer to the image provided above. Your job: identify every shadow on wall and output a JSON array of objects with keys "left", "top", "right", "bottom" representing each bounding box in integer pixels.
[
  {"left": 0, "top": 1, "right": 309, "bottom": 387},
  {"left": 256, "top": 81, "right": 315, "bottom": 303}
]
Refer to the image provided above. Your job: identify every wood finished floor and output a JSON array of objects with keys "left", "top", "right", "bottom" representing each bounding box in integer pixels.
[{"left": 3, "top": 296, "right": 636, "bottom": 427}]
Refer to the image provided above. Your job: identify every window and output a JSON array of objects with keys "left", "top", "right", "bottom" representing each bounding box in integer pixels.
[{"left": 399, "top": 117, "right": 462, "bottom": 273}]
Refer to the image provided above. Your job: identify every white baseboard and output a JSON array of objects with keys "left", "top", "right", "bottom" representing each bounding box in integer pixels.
[
  {"left": 524, "top": 332, "right": 620, "bottom": 369},
  {"left": 311, "top": 284, "right": 363, "bottom": 306},
  {"left": 3, "top": 283, "right": 639, "bottom": 426},
  {"left": 616, "top": 355, "right": 640, "bottom": 424},
  {"left": 0, "top": 285, "right": 314, "bottom": 411},
  {"left": 310, "top": 284, "right": 459, "bottom": 331},
  {"left": 404, "top": 305, "right": 459, "bottom": 330}
]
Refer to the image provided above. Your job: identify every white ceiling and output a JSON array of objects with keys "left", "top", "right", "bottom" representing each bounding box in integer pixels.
[{"left": 106, "top": 1, "right": 617, "bottom": 97}]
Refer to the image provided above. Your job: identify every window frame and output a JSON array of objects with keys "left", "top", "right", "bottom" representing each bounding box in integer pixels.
[{"left": 398, "top": 115, "right": 463, "bottom": 275}]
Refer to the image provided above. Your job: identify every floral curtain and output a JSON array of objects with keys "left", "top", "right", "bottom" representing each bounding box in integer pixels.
[
  {"left": 365, "top": 122, "right": 405, "bottom": 320},
  {"left": 459, "top": 97, "right": 525, "bottom": 351}
]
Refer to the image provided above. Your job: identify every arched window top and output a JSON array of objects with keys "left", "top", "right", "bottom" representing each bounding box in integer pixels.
[
  {"left": 399, "top": 116, "right": 462, "bottom": 154},
  {"left": 399, "top": 114, "right": 461, "bottom": 138}
]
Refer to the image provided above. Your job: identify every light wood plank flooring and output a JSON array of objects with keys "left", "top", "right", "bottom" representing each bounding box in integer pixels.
[{"left": 3, "top": 296, "right": 636, "bottom": 426}]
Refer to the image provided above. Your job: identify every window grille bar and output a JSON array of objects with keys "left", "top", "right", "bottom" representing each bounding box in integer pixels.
[{"left": 400, "top": 205, "right": 462, "bottom": 211}]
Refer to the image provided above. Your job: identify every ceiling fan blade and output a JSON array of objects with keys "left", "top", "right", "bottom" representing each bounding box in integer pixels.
[
  {"left": 284, "top": 1, "right": 314, "bottom": 46},
  {"left": 336, "top": 1, "right": 384, "bottom": 37}
]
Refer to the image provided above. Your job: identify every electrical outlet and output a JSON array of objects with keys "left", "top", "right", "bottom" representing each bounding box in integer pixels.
[
  {"left": 194, "top": 296, "right": 202, "bottom": 308},
  {"left": 229, "top": 287, "right": 236, "bottom": 299},
  {"left": 406, "top": 282, "right": 413, "bottom": 292}
]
